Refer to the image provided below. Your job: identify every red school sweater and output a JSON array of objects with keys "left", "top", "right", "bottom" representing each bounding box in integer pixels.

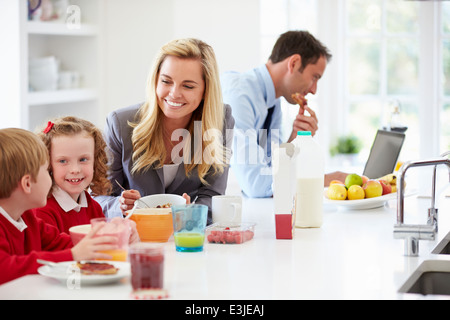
[
  {"left": 0, "top": 210, "right": 73, "bottom": 285},
  {"left": 34, "top": 191, "right": 105, "bottom": 234}
]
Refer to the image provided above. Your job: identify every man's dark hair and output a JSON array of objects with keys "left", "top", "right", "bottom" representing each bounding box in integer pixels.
[{"left": 269, "top": 30, "right": 332, "bottom": 72}]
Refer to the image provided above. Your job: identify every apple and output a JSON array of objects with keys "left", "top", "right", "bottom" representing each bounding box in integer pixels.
[
  {"left": 363, "top": 180, "right": 383, "bottom": 198},
  {"left": 378, "top": 179, "right": 392, "bottom": 195},
  {"left": 361, "top": 175, "right": 369, "bottom": 185}
]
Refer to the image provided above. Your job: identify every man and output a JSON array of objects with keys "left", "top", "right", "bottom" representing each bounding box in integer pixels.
[{"left": 222, "top": 30, "right": 346, "bottom": 198}]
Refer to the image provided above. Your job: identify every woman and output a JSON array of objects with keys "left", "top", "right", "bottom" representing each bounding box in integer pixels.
[{"left": 95, "top": 38, "right": 234, "bottom": 222}]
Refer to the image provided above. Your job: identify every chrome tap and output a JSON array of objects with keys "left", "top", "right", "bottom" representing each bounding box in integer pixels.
[{"left": 394, "top": 153, "right": 450, "bottom": 256}]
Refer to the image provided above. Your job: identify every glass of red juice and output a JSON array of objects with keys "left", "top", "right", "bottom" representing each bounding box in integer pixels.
[{"left": 129, "top": 243, "right": 164, "bottom": 291}]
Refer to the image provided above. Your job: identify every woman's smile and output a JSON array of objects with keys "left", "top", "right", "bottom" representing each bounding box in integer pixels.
[{"left": 165, "top": 99, "right": 186, "bottom": 109}]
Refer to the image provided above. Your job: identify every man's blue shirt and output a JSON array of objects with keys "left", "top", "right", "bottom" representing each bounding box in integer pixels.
[{"left": 221, "top": 64, "right": 282, "bottom": 197}]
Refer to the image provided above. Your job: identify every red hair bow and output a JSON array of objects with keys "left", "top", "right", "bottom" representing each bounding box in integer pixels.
[{"left": 43, "top": 121, "right": 54, "bottom": 134}]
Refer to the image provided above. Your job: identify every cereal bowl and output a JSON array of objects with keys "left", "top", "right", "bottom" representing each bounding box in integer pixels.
[
  {"left": 138, "top": 194, "right": 186, "bottom": 208},
  {"left": 127, "top": 194, "right": 186, "bottom": 242}
]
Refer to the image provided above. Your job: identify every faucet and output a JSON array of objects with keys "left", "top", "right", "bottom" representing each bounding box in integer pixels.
[{"left": 394, "top": 152, "right": 450, "bottom": 256}]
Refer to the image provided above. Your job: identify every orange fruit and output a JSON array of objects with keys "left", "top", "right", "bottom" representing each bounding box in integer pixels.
[{"left": 329, "top": 180, "right": 344, "bottom": 186}]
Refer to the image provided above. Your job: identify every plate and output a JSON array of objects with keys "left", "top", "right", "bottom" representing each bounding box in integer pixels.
[
  {"left": 323, "top": 188, "right": 397, "bottom": 210},
  {"left": 38, "top": 261, "right": 130, "bottom": 286}
]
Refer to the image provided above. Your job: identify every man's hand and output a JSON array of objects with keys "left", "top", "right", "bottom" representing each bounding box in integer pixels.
[{"left": 288, "top": 105, "right": 319, "bottom": 142}]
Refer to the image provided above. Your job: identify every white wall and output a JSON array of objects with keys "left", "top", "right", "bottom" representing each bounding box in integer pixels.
[
  {"left": 101, "top": 0, "right": 260, "bottom": 126},
  {"left": 102, "top": 0, "right": 173, "bottom": 121},
  {"left": 172, "top": 0, "right": 260, "bottom": 73}
]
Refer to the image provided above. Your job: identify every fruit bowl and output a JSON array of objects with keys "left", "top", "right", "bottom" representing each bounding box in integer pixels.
[{"left": 323, "top": 188, "right": 398, "bottom": 209}]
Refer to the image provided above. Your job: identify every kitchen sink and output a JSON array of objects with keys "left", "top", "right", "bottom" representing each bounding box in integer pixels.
[
  {"left": 432, "top": 231, "right": 450, "bottom": 254},
  {"left": 398, "top": 260, "right": 450, "bottom": 296}
]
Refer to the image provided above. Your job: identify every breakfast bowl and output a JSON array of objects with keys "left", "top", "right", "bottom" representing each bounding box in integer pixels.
[
  {"left": 69, "top": 224, "right": 91, "bottom": 245},
  {"left": 127, "top": 194, "right": 186, "bottom": 242},
  {"left": 138, "top": 194, "right": 187, "bottom": 209}
]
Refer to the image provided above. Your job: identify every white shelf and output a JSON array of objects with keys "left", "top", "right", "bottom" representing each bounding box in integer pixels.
[
  {"left": 26, "top": 21, "right": 98, "bottom": 36},
  {"left": 28, "top": 88, "right": 98, "bottom": 106},
  {"left": 0, "top": 1, "right": 103, "bottom": 130}
]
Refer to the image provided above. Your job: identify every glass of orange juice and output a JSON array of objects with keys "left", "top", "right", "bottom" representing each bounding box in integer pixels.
[{"left": 90, "top": 217, "right": 130, "bottom": 261}]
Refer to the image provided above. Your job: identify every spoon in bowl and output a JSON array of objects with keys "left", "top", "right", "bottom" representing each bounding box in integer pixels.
[
  {"left": 115, "top": 179, "right": 149, "bottom": 219},
  {"left": 124, "top": 199, "right": 150, "bottom": 219}
]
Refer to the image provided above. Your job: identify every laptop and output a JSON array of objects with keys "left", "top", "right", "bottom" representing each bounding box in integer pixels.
[{"left": 362, "top": 129, "right": 406, "bottom": 179}]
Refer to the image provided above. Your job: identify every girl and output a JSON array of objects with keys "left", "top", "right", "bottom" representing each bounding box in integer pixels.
[{"left": 34, "top": 116, "right": 138, "bottom": 243}]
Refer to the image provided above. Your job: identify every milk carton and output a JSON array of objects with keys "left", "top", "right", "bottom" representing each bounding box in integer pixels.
[{"left": 272, "top": 143, "right": 297, "bottom": 239}]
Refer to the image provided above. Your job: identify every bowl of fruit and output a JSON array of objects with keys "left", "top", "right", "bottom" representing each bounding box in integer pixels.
[{"left": 324, "top": 173, "right": 398, "bottom": 209}]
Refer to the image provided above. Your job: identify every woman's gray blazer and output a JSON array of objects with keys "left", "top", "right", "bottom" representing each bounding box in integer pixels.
[{"left": 95, "top": 103, "right": 234, "bottom": 222}]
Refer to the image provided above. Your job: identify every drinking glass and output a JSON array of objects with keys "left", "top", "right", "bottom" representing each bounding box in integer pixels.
[
  {"left": 90, "top": 217, "right": 130, "bottom": 261},
  {"left": 171, "top": 204, "right": 208, "bottom": 252},
  {"left": 129, "top": 242, "right": 164, "bottom": 291}
]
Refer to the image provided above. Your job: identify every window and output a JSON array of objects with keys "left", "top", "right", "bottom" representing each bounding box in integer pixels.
[{"left": 344, "top": 0, "right": 420, "bottom": 162}]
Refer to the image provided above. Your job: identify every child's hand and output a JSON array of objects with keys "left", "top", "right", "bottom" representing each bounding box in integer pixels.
[
  {"left": 128, "top": 219, "right": 140, "bottom": 244},
  {"left": 71, "top": 222, "right": 118, "bottom": 261},
  {"left": 119, "top": 189, "right": 141, "bottom": 215}
]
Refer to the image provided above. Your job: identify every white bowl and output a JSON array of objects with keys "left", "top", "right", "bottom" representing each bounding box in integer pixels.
[
  {"left": 29, "top": 73, "right": 58, "bottom": 91},
  {"left": 138, "top": 194, "right": 186, "bottom": 208},
  {"left": 29, "top": 59, "right": 58, "bottom": 91},
  {"left": 29, "top": 56, "right": 58, "bottom": 68}
]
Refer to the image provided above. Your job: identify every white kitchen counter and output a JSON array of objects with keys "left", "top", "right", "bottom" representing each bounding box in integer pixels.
[{"left": 0, "top": 188, "right": 449, "bottom": 300}]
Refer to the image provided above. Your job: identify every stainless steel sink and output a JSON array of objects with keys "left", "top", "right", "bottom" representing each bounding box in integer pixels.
[
  {"left": 398, "top": 260, "right": 450, "bottom": 296},
  {"left": 432, "top": 231, "right": 450, "bottom": 254}
]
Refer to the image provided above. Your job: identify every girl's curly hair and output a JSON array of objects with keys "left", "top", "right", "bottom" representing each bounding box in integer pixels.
[{"left": 37, "top": 116, "right": 111, "bottom": 197}]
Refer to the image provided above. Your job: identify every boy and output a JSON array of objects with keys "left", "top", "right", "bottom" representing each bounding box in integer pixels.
[{"left": 0, "top": 128, "right": 117, "bottom": 284}]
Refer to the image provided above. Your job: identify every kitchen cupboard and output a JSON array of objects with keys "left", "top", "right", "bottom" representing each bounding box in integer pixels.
[{"left": 1, "top": 0, "right": 104, "bottom": 131}]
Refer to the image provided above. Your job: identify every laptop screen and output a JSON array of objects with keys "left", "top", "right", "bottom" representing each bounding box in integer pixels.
[{"left": 363, "top": 130, "right": 405, "bottom": 179}]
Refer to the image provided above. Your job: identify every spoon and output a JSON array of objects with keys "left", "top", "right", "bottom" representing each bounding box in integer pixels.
[
  {"left": 36, "top": 259, "right": 69, "bottom": 273},
  {"left": 37, "top": 259, "right": 58, "bottom": 267},
  {"left": 115, "top": 179, "right": 149, "bottom": 219},
  {"left": 114, "top": 179, "right": 127, "bottom": 192},
  {"left": 124, "top": 198, "right": 149, "bottom": 219}
]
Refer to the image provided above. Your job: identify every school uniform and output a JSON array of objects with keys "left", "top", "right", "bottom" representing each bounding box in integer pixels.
[
  {"left": 34, "top": 187, "right": 105, "bottom": 234},
  {"left": 0, "top": 207, "right": 73, "bottom": 284}
]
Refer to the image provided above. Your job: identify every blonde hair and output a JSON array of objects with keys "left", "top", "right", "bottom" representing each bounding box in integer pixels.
[
  {"left": 0, "top": 128, "right": 49, "bottom": 198},
  {"left": 130, "top": 38, "right": 228, "bottom": 183},
  {"left": 37, "top": 116, "right": 111, "bottom": 196}
]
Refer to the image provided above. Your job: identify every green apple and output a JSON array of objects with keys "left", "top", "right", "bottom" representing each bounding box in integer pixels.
[{"left": 345, "top": 173, "right": 363, "bottom": 189}]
